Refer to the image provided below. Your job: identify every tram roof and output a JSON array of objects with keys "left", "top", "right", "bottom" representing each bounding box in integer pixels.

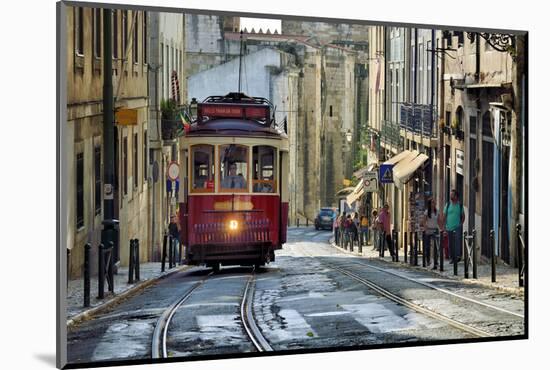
[{"left": 186, "top": 118, "right": 287, "bottom": 139}]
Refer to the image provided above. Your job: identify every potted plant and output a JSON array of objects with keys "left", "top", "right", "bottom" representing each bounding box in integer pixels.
[
  {"left": 451, "top": 117, "right": 459, "bottom": 135},
  {"left": 160, "top": 99, "right": 179, "bottom": 141}
]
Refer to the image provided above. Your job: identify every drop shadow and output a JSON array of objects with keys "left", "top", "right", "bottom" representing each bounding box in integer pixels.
[{"left": 34, "top": 353, "right": 56, "bottom": 367}]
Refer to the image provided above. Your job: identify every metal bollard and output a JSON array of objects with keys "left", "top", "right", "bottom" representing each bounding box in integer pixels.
[
  {"left": 162, "top": 234, "right": 168, "bottom": 272},
  {"left": 414, "top": 232, "right": 419, "bottom": 266},
  {"left": 98, "top": 243, "right": 105, "bottom": 299},
  {"left": 378, "top": 231, "right": 386, "bottom": 258},
  {"left": 136, "top": 239, "right": 140, "bottom": 281},
  {"left": 168, "top": 236, "right": 173, "bottom": 269},
  {"left": 358, "top": 230, "right": 363, "bottom": 255},
  {"left": 129, "top": 239, "right": 135, "bottom": 284},
  {"left": 393, "top": 230, "right": 399, "bottom": 262},
  {"left": 472, "top": 230, "right": 477, "bottom": 279},
  {"left": 517, "top": 224, "right": 524, "bottom": 287},
  {"left": 490, "top": 229, "right": 496, "bottom": 283},
  {"left": 297, "top": 219, "right": 300, "bottom": 228},
  {"left": 432, "top": 235, "right": 438, "bottom": 270},
  {"left": 421, "top": 231, "right": 430, "bottom": 267},
  {"left": 107, "top": 241, "right": 115, "bottom": 293},
  {"left": 83, "top": 243, "right": 91, "bottom": 307},
  {"left": 463, "top": 231, "right": 469, "bottom": 279},
  {"left": 404, "top": 231, "right": 408, "bottom": 263},
  {"left": 178, "top": 238, "right": 183, "bottom": 266},
  {"left": 439, "top": 232, "right": 444, "bottom": 272},
  {"left": 306, "top": 219, "right": 309, "bottom": 227},
  {"left": 450, "top": 230, "right": 458, "bottom": 276}
]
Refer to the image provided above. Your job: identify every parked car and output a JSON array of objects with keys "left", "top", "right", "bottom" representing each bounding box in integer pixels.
[{"left": 315, "top": 207, "right": 337, "bottom": 230}]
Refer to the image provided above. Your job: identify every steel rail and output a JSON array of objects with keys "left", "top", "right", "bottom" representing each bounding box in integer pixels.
[
  {"left": 348, "top": 260, "right": 524, "bottom": 319},
  {"left": 240, "top": 271, "right": 273, "bottom": 352},
  {"left": 298, "top": 246, "right": 492, "bottom": 338},
  {"left": 151, "top": 272, "right": 212, "bottom": 359}
]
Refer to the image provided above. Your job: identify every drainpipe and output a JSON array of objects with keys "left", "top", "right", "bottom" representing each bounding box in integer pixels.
[{"left": 438, "top": 33, "right": 446, "bottom": 214}]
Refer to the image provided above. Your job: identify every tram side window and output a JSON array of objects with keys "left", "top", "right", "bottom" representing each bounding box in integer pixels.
[
  {"left": 191, "top": 145, "right": 215, "bottom": 191},
  {"left": 219, "top": 144, "right": 248, "bottom": 191},
  {"left": 253, "top": 146, "right": 277, "bottom": 193}
]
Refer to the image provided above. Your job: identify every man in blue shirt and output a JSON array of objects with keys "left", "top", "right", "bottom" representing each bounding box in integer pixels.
[{"left": 443, "top": 189, "right": 465, "bottom": 264}]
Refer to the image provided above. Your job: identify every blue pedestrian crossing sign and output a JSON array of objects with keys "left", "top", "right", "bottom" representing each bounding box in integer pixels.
[{"left": 379, "top": 164, "right": 394, "bottom": 184}]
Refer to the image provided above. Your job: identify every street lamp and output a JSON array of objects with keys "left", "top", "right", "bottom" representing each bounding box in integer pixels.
[
  {"left": 189, "top": 97, "right": 198, "bottom": 120},
  {"left": 346, "top": 129, "right": 353, "bottom": 143}
]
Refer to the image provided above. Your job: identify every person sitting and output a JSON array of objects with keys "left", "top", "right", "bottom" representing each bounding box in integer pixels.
[{"left": 221, "top": 163, "right": 246, "bottom": 189}]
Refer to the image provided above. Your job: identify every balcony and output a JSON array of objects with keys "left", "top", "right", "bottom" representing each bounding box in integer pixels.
[
  {"left": 399, "top": 103, "right": 439, "bottom": 147},
  {"left": 381, "top": 120, "right": 403, "bottom": 150}
]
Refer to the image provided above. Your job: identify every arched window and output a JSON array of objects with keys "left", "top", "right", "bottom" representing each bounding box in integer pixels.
[{"left": 454, "top": 106, "right": 464, "bottom": 131}]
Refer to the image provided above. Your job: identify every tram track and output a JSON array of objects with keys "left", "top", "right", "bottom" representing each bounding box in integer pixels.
[
  {"left": 297, "top": 244, "right": 497, "bottom": 338},
  {"left": 346, "top": 259, "right": 524, "bottom": 319},
  {"left": 152, "top": 267, "right": 272, "bottom": 359}
]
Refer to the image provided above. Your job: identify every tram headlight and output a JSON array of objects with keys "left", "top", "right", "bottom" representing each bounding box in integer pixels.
[{"left": 229, "top": 220, "right": 239, "bottom": 231}]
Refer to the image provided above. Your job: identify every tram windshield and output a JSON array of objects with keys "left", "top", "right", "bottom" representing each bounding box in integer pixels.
[
  {"left": 219, "top": 144, "right": 249, "bottom": 191},
  {"left": 253, "top": 146, "right": 277, "bottom": 193},
  {"left": 191, "top": 145, "right": 215, "bottom": 191}
]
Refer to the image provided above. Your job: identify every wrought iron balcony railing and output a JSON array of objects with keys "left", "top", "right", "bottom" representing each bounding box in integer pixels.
[
  {"left": 399, "top": 103, "right": 438, "bottom": 138},
  {"left": 381, "top": 120, "right": 403, "bottom": 150}
]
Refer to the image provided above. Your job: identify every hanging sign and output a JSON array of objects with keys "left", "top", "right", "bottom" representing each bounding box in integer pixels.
[
  {"left": 379, "top": 164, "right": 394, "bottom": 184},
  {"left": 167, "top": 161, "right": 180, "bottom": 181},
  {"left": 363, "top": 171, "right": 379, "bottom": 192}
]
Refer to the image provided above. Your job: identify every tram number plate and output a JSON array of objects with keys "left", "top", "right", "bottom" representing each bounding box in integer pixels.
[{"left": 206, "top": 180, "right": 215, "bottom": 189}]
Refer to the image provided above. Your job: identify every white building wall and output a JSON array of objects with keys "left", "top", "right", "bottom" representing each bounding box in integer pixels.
[{"left": 188, "top": 48, "right": 284, "bottom": 101}]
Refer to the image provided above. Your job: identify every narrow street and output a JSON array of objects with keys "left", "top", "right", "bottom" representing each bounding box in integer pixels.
[{"left": 67, "top": 227, "right": 524, "bottom": 364}]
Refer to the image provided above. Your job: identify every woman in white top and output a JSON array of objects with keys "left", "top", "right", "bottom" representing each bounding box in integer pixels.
[{"left": 422, "top": 198, "right": 439, "bottom": 265}]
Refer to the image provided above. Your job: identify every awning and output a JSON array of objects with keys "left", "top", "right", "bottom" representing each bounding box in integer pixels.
[
  {"left": 353, "top": 163, "right": 377, "bottom": 179},
  {"left": 335, "top": 186, "right": 355, "bottom": 197},
  {"left": 393, "top": 153, "right": 429, "bottom": 189},
  {"left": 383, "top": 150, "right": 415, "bottom": 165},
  {"left": 346, "top": 180, "right": 365, "bottom": 207}
]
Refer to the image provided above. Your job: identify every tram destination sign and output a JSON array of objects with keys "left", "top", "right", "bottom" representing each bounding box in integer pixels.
[{"left": 198, "top": 103, "right": 269, "bottom": 121}]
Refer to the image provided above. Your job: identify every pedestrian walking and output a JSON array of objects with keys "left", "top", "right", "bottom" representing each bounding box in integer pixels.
[
  {"left": 352, "top": 213, "right": 360, "bottom": 247},
  {"left": 377, "top": 204, "right": 395, "bottom": 258},
  {"left": 339, "top": 212, "right": 347, "bottom": 248},
  {"left": 441, "top": 189, "right": 465, "bottom": 264},
  {"left": 169, "top": 213, "right": 181, "bottom": 261},
  {"left": 334, "top": 213, "right": 341, "bottom": 245},
  {"left": 371, "top": 209, "right": 378, "bottom": 250},
  {"left": 421, "top": 198, "right": 439, "bottom": 266},
  {"left": 344, "top": 214, "right": 355, "bottom": 250},
  {"left": 359, "top": 214, "right": 369, "bottom": 248}
]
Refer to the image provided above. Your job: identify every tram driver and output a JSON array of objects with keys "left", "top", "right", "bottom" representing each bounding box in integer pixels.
[{"left": 221, "top": 162, "right": 246, "bottom": 189}]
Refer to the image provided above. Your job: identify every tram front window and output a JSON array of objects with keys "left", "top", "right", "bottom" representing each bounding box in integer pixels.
[
  {"left": 253, "top": 146, "right": 277, "bottom": 193},
  {"left": 220, "top": 144, "right": 248, "bottom": 191},
  {"left": 191, "top": 145, "right": 215, "bottom": 192}
]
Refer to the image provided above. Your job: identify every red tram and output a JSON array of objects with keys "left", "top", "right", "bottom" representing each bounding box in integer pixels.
[{"left": 178, "top": 93, "right": 289, "bottom": 271}]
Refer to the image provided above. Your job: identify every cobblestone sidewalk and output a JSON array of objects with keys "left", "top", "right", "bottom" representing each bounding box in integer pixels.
[
  {"left": 66, "top": 262, "right": 188, "bottom": 325},
  {"left": 330, "top": 237, "right": 524, "bottom": 296}
]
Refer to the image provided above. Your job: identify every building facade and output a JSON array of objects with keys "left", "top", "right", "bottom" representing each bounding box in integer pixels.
[
  {"left": 147, "top": 11, "right": 186, "bottom": 261},
  {"left": 66, "top": 6, "right": 151, "bottom": 278}
]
